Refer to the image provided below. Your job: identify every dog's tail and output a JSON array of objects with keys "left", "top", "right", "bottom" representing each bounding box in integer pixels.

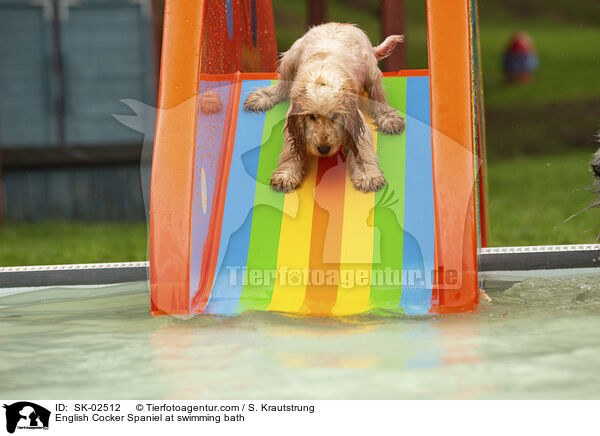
[{"left": 373, "top": 35, "right": 405, "bottom": 61}]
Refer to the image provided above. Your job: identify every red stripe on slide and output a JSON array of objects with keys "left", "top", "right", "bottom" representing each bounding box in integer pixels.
[{"left": 302, "top": 153, "right": 347, "bottom": 315}]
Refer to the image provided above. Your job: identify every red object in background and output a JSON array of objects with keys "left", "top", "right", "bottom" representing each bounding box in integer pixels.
[
  {"left": 381, "top": 0, "right": 406, "bottom": 71},
  {"left": 308, "top": 0, "right": 326, "bottom": 25},
  {"left": 503, "top": 31, "right": 538, "bottom": 83}
]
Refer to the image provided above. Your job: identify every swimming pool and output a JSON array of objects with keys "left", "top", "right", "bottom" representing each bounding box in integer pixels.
[{"left": 1, "top": 274, "right": 599, "bottom": 399}]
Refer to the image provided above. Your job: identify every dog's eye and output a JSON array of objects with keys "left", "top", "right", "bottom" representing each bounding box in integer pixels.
[
  {"left": 331, "top": 114, "right": 338, "bottom": 121},
  {"left": 309, "top": 114, "right": 316, "bottom": 121}
]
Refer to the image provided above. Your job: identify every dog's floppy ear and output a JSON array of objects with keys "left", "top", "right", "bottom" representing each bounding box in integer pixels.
[
  {"left": 343, "top": 102, "right": 365, "bottom": 158},
  {"left": 284, "top": 105, "right": 306, "bottom": 159}
]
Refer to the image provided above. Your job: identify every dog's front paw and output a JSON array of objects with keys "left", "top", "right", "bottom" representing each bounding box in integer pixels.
[
  {"left": 376, "top": 112, "right": 406, "bottom": 135},
  {"left": 352, "top": 173, "right": 387, "bottom": 193},
  {"left": 270, "top": 171, "right": 302, "bottom": 193},
  {"left": 243, "top": 89, "right": 275, "bottom": 112}
]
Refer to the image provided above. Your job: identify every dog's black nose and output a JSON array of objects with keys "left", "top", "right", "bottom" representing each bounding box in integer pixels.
[
  {"left": 317, "top": 145, "right": 331, "bottom": 155},
  {"left": 593, "top": 163, "right": 600, "bottom": 178}
]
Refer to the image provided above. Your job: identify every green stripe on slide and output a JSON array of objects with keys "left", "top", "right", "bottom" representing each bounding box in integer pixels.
[
  {"left": 237, "top": 86, "right": 288, "bottom": 312},
  {"left": 369, "top": 76, "right": 408, "bottom": 311}
]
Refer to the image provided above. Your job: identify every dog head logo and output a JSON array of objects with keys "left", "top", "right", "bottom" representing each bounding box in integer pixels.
[{"left": 3, "top": 402, "right": 50, "bottom": 434}]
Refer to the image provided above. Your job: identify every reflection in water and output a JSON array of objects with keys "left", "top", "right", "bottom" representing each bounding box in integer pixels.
[{"left": 1, "top": 275, "right": 599, "bottom": 399}]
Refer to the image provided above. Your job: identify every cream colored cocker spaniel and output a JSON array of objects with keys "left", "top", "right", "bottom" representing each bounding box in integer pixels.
[{"left": 244, "top": 23, "right": 405, "bottom": 193}]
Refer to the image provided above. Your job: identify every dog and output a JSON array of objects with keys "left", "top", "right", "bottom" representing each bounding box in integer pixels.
[{"left": 243, "top": 23, "right": 405, "bottom": 193}]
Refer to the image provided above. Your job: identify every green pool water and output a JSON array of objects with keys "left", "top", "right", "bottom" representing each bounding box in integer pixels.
[{"left": 1, "top": 276, "right": 599, "bottom": 399}]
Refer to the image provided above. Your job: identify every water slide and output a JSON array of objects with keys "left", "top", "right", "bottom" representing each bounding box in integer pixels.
[{"left": 149, "top": 0, "right": 487, "bottom": 316}]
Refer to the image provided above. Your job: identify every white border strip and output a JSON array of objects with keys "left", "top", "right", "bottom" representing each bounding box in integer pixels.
[
  {"left": 0, "top": 261, "right": 149, "bottom": 273},
  {"left": 479, "top": 244, "right": 600, "bottom": 254},
  {"left": 0, "top": 244, "right": 600, "bottom": 273},
  {"left": 1, "top": 244, "right": 599, "bottom": 274}
]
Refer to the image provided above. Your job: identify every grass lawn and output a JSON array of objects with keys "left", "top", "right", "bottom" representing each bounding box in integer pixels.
[
  {"left": 488, "top": 150, "right": 600, "bottom": 245},
  {"left": 1, "top": 151, "right": 598, "bottom": 266},
  {"left": 0, "top": 222, "right": 147, "bottom": 266}
]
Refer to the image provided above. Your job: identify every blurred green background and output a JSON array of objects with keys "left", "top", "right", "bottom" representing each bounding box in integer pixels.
[{"left": 1, "top": 0, "right": 599, "bottom": 266}]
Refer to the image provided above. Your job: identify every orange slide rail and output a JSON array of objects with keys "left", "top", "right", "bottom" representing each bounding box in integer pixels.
[
  {"left": 150, "top": 0, "right": 206, "bottom": 315},
  {"left": 427, "top": 0, "right": 480, "bottom": 312}
]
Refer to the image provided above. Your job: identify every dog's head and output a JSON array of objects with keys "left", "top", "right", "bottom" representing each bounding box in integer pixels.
[{"left": 286, "top": 65, "right": 363, "bottom": 158}]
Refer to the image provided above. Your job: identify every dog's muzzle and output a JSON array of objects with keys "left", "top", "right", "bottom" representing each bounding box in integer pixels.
[
  {"left": 317, "top": 145, "right": 331, "bottom": 155},
  {"left": 593, "top": 163, "right": 600, "bottom": 178}
]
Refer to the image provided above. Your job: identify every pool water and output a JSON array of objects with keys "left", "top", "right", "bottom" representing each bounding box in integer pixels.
[{"left": 1, "top": 276, "right": 599, "bottom": 399}]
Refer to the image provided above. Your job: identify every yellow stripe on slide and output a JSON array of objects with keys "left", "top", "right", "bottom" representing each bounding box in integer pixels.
[
  {"left": 331, "top": 120, "right": 377, "bottom": 316},
  {"left": 268, "top": 156, "right": 319, "bottom": 312}
]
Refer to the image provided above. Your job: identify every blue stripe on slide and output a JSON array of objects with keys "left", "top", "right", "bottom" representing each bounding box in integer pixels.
[
  {"left": 190, "top": 81, "right": 232, "bottom": 306},
  {"left": 203, "top": 80, "right": 270, "bottom": 314},
  {"left": 399, "top": 76, "right": 435, "bottom": 315}
]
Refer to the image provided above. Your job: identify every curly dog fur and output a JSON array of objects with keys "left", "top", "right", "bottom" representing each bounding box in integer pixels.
[{"left": 243, "top": 23, "right": 405, "bottom": 193}]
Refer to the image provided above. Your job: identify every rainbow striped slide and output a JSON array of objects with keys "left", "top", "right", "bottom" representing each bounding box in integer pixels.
[
  {"left": 183, "top": 72, "right": 435, "bottom": 316},
  {"left": 150, "top": 0, "right": 483, "bottom": 318}
]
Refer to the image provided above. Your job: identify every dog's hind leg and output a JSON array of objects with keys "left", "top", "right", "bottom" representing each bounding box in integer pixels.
[
  {"left": 243, "top": 40, "right": 301, "bottom": 112},
  {"left": 347, "top": 123, "right": 387, "bottom": 192},
  {"left": 364, "top": 64, "right": 405, "bottom": 135}
]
